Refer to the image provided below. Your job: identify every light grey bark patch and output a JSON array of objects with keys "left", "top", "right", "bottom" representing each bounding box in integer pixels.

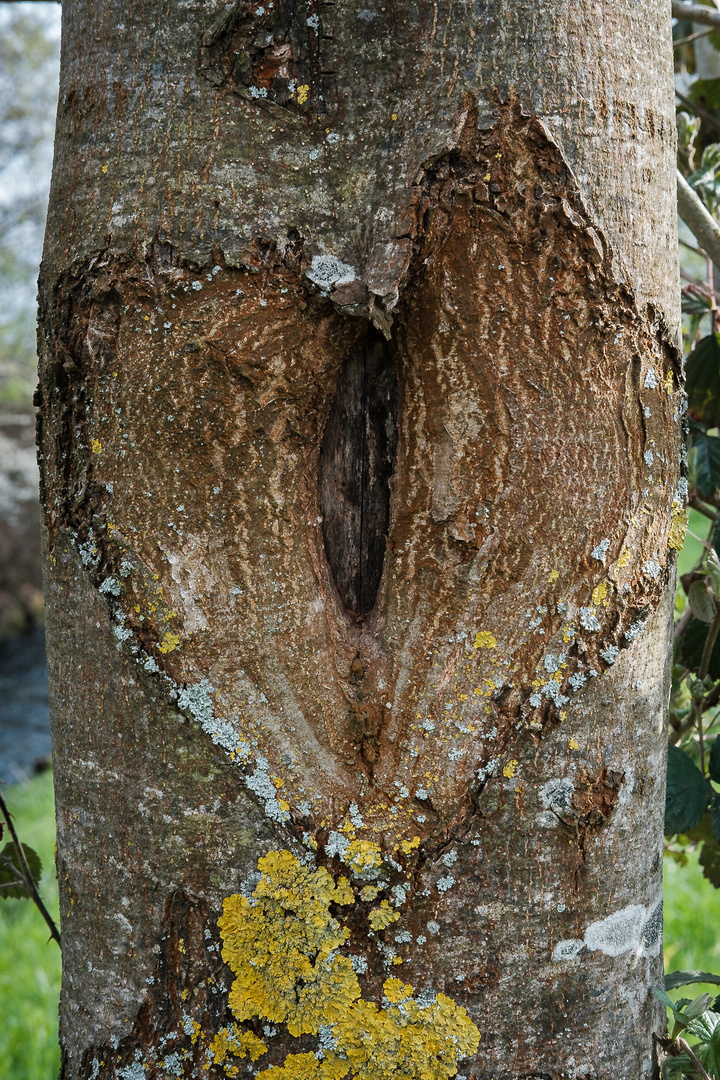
[
  {"left": 551, "top": 939, "right": 585, "bottom": 962},
  {"left": 553, "top": 899, "right": 663, "bottom": 962},
  {"left": 306, "top": 255, "right": 358, "bottom": 290},
  {"left": 539, "top": 777, "right": 575, "bottom": 816},
  {"left": 583, "top": 904, "right": 646, "bottom": 957}
]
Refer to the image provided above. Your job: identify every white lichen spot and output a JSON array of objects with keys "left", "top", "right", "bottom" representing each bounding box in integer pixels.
[
  {"left": 539, "top": 777, "right": 574, "bottom": 815},
  {"left": 325, "top": 831, "right": 350, "bottom": 859},
  {"left": 441, "top": 849, "right": 458, "bottom": 867},
  {"left": 625, "top": 620, "right": 646, "bottom": 643},
  {"left": 643, "top": 368, "right": 659, "bottom": 389},
  {"left": 349, "top": 954, "right": 368, "bottom": 975},
  {"left": 642, "top": 559, "right": 661, "bottom": 579},
  {"left": 590, "top": 539, "right": 610, "bottom": 564},
  {"left": 99, "top": 576, "right": 121, "bottom": 597},
  {"left": 305, "top": 254, "right": 357, "bottom": 290},
  {"left": 391, "top": 883, "right": 408, "bottom": 907},
  {"left": 644, "top": 449, "right": 654, "bottom": 467},
  {"left": 436, "top": 875, "right": 456, "bottom": 893},
  {"left": 143, "top": 656, "right": 159, "bottom": 673},
  {"left": 579, "top": 607, "right": 600, "bottom": 632},
  {"left": 600, "top": 645, "right": 620, "bottom": 664},
  {"left": 426, "top": 920, "right": 441, "bottom": 935},
  {"left": 191, "top": 280, "right": 203, "bottom": 291},
  {"left": 568, "top": 673, "right": 586, "bottom": 691}
]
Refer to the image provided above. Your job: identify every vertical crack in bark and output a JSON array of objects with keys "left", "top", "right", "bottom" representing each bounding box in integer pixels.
[{"left": 318, "top": 326, "right": 397, "bottom": 617}]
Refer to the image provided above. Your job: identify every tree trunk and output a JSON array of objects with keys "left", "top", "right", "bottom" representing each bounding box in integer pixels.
[{"left": 37, "top": 2, "right": 682, "bottom": 1077}]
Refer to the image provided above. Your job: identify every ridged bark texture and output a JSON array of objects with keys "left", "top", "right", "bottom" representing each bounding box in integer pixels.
[{"left": 38, "top": 1, "right": 682, "bottom": 1078}]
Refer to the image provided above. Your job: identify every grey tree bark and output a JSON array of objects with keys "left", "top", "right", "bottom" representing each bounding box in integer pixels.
[{"left": 37, "top": 2, "right": 683, "bottom": 1078}]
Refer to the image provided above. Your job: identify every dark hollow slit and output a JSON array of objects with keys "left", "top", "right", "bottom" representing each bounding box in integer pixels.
[{"left": 318, "top": 326, "right": 398, "bottom": 618}]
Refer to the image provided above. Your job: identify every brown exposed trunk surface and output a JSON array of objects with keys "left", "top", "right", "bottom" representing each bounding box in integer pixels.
[{"left": 38, "top": 2, "right": 681, "bottom": 1077}]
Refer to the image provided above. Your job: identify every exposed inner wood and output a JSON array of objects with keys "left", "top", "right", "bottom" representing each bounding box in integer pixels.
[{"left": 318, "top": 328, "right": 397, "bottom": 617}]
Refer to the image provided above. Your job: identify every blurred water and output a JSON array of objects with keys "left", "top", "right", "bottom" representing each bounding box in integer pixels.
[{"left": 0, "top": 628, "right": 50, "bottom": 782}]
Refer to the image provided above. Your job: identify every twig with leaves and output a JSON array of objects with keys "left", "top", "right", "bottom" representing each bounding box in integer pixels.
[{"left": 0, "top": 785, "right": 60, "bottom": 946}]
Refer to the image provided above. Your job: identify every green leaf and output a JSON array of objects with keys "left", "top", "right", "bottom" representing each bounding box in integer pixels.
[
  {"left": 660, "top": 1055, "right": 694, "bottom": 1080},
  {"left": 712, "top": 793, "right": 720, "bottom": 847},
  {"left": 0, "top": 840, "right": 42, "bottom": 900},
  {"left": 666, "top": 746, "right": 711, "bottom": 836},
  {"left": 700, "top": 1017, "right": 720, "bottom": 1079},
  {"left": 693, "top": 431, "right": 720, "bottom": 498},
  {"left": 667, "top": 972, "right": 720, "bottom": 992},
  {"left": 678, "top": 617, "right": 720, "bottom": 679},
  {"left": 711, "top": 741, "right": 720, "bottom": 785},
  {"left": 683, "top": 294, "right": 712, "bottom": 316},
  {"left": 684, "top": 814, "right": 720, "bottom": 889},
  {"left": 689, "top": 79, "right": 720, "bottom": 116},
  {"left": 701, "top": 830, "right": 720, "bottom": 889},
  {"left": 686, "top": 993, "right": 713, "bottom": 1020},
  {"left": 686, "top": 335, "right": 720, "bottom": 428},
  {"left": 689, "top": 580, "right": 716, "bottom": 624},
  {"left": 655, "top": 986, "right": 678, "bottom": 1009}
]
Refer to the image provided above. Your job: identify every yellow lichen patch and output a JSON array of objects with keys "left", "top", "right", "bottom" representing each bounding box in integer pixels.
[
  {"left": 158, "top": 631, "right": 181, "bottom": 653},
  {"left": 344, "top": 839, "right": 383, "bottom": 874},
  {"left": 616, "top": 546, "right": 631, "bottom": 570},
  {"left": 218, "top": 851, "right": 360, "bottom": 1036},
  {"left": 562, "top": 625, "right": 575, "bottom": 643},
  {"left": 360, "top": 885, "right": 379, "bottom": 902},
  {"left": 664, "top": 370, "right": 675, "bottom": 395},
  {"left": 257, "top": 1052, "right": 348, "bottom": 1079},
  {"left": 502, "top": 760, "right": 518, "bottom": 779},
  {"left": 568, "top": 738, "right": 580, "bottom": 750},
  {"left": 591, "top": 580, "right": 609, "bottom": 607},
  {"left": 335, "top": 993, "right": 480, "bottom": 1080},
  {"left": 368, "top": 900, "right": 400, "bottom": 931},
  {"left": 473, "top": 630, "right": 497, "bottom": 650},
  {"left": 547, "top": 569, "right": 559, "bottom": 582},
  {"left": 400, "top": 836, "right": 421, "bottom": 855},
  {"left": 218, "top": 851, "right": 481, "bottom": 1080},
  {"left": 296, "top": 84, "right": 310, "bottom": 104},
  {"left": 209, "top": 1025, "right": 268, "bottom": 1065},
  {"left": 91, "top": 439, "right": 102, "bottom": 454},
  {"left": 383, "top": 978, "right": 414, "bottom": 1004},
  {"left": 669, "top": 504, "right": 688, "bottom": 552}
]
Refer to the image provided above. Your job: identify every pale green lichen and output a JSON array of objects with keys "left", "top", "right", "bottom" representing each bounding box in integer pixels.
[{"left": 217, "top": 850, "right": 480, "bottom": 1079}]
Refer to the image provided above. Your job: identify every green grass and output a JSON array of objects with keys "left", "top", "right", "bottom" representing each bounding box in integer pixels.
[
  {"left": 0, "top": 771, "right": 61, "bottom": 1080},
  {"left": 665, "top": 849, "right": 720, "bottom": 977}
]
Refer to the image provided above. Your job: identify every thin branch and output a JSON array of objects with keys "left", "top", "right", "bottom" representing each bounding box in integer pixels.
[
  {"left": 690, "top": 496, "right": 719, "bottom": 520},
  {"left": 678, "top": 171, "right": 720, "bottom": 271},
  {"left": 677, "top": 1037, "right": 714, "bottom": 1080},
  {"left": 0, "top": 788, "right": 60, "bottom": 947},
  {"left": 673, "top": 2, "right": 720, "bottom": 30},
  {"left": 675, "top": 26, "right": 716, "bottom": 47}
]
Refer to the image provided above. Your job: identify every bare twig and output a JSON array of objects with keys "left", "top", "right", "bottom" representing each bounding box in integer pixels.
[
  {"left": 677, "top": 1036, "right": 714, "bottom": 1080},
  {"left": 0, "top": 787, "right": 60, "bottom": 947},
  {"left": 673, "top": 2, "right": 720, "bottom": 30},
  {"left": 675, "top": 26, "right": 715, "bottom": 48},
  {"left": 690, "top": 497, "right": 720, "bottom": 521},
  {"left": 678, "top": 171, "right": 720, "bottom": 270}
]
